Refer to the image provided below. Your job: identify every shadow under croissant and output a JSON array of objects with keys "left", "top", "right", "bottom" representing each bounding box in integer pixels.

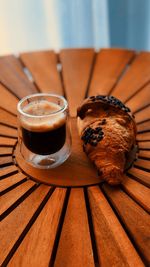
[{"left": 124, "top": 144, "right": 138, "bottom": 171}]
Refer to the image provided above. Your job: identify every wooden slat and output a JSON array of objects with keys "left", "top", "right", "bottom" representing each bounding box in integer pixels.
[
  {"left": 60, "top": 49, "right": 95, "bottom": 117},
  {"left": 0, "top": 55, "right": 37, "bottom": 99},
  {"left": 137, "top": 120, "right": 150, "bottom": 133},
  {"left": 0, "top": 137, "right": 17, "bottom": 146},
  {"left": 88, "top": 186, "right": 144, "bottom": 267},
  {"left": 20, "top": 50, "right": 63, "bottom": 95},
  {"left": 0, "top": 156, "right": 13, "bottom": 167},
  {"left": 0, "top": 165, "right": 18, "bottom": 178},
  {"left": 112, "top": 52, "right": 150, "bottom": 102},
  {"left": 8, "top": 188, "right": 66, "bottom": 267},
  {"left": 0, "top": 84, "right": 18, "bottom": 115},
  {"left": 134, "top": 159, "right": 150, "bottom": 170},
  {"left": 138, "top": 150, "right": 150, "bottom": 159},
  {"left": 0, "top": 172, "right": 26, "bottom": 193},
  {"left": 125, "top": 83, "right": 150, "bottom": 112},
  {"left": 0, "top": 185, "right": 50, "bottom": 265},
  {"left": 137, "top": 132, "right": 150, "bottom": 141},
  {"left": 135, "top": 106, "right": 150, "bottom": 124},
  {"left": 0, "top": 108, "right": 17, "bottom": 128},
  {"left": 0, "top": 180, "right": 35, "bottom": 215},
  {"left": 0, "top": 147, "right": 13, "bottom": 156},
  {"left": 102, "top": 184, "right": 150, "bottom": 265},
  {"left": 128, "top": 168, "right": 150, "bottom": 187},
  {"left": 88, "top": 48, "right": 135, "bottom": 96},
  {"left": 122, "top": 177, "right": 150, "bottom": 212},
  {"left": 0, "top": 125, "right": 17, "bottom": 138},
  {"left": 138, "top": 141, "right": 150, "bottom": 150},
  {"left": 54, "top": 188, "right": 95, "bottom": 267}
]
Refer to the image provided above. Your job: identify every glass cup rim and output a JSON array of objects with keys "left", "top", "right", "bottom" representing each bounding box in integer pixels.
[{"left": 17, "top": 93, "right": 68, "bottom": 118}]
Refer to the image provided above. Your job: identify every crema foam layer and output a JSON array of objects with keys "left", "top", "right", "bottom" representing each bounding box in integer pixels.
[{"left": 20, "top": 100, "right": 66, "bottom": 132}]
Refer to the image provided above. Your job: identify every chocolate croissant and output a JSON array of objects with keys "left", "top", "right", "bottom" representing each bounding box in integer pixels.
[{"left": 77, "top": 95, "right": 137, "bottom": 185}]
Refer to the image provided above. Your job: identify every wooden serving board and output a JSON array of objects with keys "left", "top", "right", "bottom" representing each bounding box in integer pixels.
[{"left": 0, "top": 48, "right": 150, "bottom": 267}]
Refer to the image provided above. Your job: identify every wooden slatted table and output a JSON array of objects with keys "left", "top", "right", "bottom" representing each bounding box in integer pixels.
[{"left": 0, "top": 48, "right": 150, "bottom": 267}]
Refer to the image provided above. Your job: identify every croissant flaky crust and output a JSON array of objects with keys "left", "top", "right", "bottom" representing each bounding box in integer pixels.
[{"left": 77, "top": 95, "right": 137, "bottom": 185}]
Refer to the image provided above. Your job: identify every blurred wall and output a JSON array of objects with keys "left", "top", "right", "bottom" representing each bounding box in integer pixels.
[
  {"left": 0, "top": 0, "right": 149, "bottom": 55},
  {"left": 108, "top": 0, "right": 150, "bottom": 50}
]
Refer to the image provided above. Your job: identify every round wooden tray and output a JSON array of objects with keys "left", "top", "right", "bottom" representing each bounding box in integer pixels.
[{"left": 0, "top": 48, "right": 150, "bottom": 267}]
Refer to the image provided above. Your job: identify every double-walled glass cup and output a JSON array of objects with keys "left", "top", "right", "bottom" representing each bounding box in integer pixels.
[{"left": 17, "top": 93, "right": 71, "bottom": 169}]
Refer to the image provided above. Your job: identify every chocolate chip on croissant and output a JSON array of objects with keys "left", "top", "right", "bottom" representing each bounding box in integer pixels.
[{"left": 77, "top": 95, "right": 137, "bottom": 185}]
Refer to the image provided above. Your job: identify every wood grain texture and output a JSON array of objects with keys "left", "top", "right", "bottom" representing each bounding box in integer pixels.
[
  {"left": 122, "top": 176, "right": 150, "bottom": 212},
  {"left": 0, "top": 165, "right": 18, "bottom": 178},
  {"left": 0, "top": 125, "right": 17, "bottom": 138},
  {"left": 0, "top": 55, "right": 37, "bottom": 99},
  {"left": 0, "top": 180, "right": 35, "bottom": 215},
  {"left": 134, "top": 158, "right": 150, "bottom": 170},
  {"left": 112, "top": 52, "right": 150, "bottom": 102},
  {"left": 0, "top": 185, "right": 50, "bottom": 265},
  {"left": 138, "top": 141, "right": 150, "bottom": 150},
  {"left": 137, "top": 120, "right": 150, "bottom": 133},
  {"left": 138, "top": 150, "right": 150, "bottom": 159},
  {"left": 0, "top": 108, "right": 17, "bottom": 128},
  {"left": 0, "top": 84, "right": 18, "bottom": 115},
  {"left": 0, "top": 147, "right": 13, "bottom": 156},
  {"left": 88, "top": 186, "right": 144, "bottom": 267},
  {"left": 88, "top": 48, "right": 135, "bottom": 96},
  {"left": 135, "top": 106, "right": 150, "bottom": 123},
  {"left": 20, "top": 50, "right": 63, "bottom": 95},
  {"left": 60, "top": 49, "right": 95, "bottom": 117},
  {"left": 128, "top": 168, "right": 150, "bottom": 187},
  {"left": 0, "top": 137, "right": 17, "bottom": 146},
  {"left": 8, "top": 188, "right": 66, "bottom": 267},
  {"left": 125, "top": 83, "right": 150, "bottom": 112},
  {"left": 54, "top": 188, "right": 95, "bottom": 267},
  {"left": 0, "top": 156, "right": 13, "bottom": 167},
  {"left": 0, "top": 172, "right": 26, "bottom": 193},
  {"left": 137, "top": 132, "right": 150, "bottom": 141},
  {"left": 102, "top": 184, "right": 150, "bottom": 265}
]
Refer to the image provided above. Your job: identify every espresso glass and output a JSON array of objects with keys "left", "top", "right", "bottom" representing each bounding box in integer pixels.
[{"left": 17, "top": 93, "right": 71, "bottom": 168}]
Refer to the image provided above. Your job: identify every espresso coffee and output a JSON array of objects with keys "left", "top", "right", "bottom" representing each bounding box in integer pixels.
[{"left": 20, "top": 100, "right": 66, "bottom": 155}]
